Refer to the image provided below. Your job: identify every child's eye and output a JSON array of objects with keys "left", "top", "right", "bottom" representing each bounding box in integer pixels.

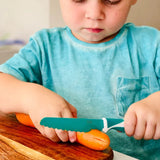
[
  {"left": 72, "top": 0, "right": 121, "bottom": 5},
  {"left": 102, "top": 0, "right": 121, "bottom": 5},
  {"left": 72, "top": 0, "right": 86, "bottom": 3}
]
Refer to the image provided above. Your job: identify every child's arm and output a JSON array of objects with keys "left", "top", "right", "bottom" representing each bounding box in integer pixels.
[
  {"left": 0, "top": 73, "right": 77, "bottom": 143},
  {"left": 124, "top": 91, "right": 160, "bottom": 140}
]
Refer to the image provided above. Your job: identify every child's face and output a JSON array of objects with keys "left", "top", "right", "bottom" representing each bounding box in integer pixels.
[{"left": 59, "top": 0, "right": 137, "bottom": 43}]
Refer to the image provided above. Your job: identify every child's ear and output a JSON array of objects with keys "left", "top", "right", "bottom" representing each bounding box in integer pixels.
[{"left": 131, "top": 0, "right": 137, "bottom": 5}]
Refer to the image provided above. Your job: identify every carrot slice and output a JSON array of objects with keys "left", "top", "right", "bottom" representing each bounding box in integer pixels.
[
  {"left": 15, "top": 113, "right": 35, "bottom": 128},
  {"left": 77, "top": 129, "right": 110, "bottom": 151}
]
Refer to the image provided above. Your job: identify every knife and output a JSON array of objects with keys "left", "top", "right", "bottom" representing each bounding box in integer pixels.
[{"left": 40, "top": 117, "right": 124, "bottom": 133}]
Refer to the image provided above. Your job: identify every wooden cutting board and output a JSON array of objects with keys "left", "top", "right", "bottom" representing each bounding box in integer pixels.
[{"left": 0, "top": 113, "right": 113, "bottom": 160}]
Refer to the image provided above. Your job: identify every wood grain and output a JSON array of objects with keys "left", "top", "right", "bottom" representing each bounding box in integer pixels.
[
  {"left": 0, "top": 139, "right": 29, "bottom": 160},
  {"left": 0, "top": 134, "right": 54, "bottom": 160},
  {"left": 0, "top": 113, "right": 113, "bottom": 160}
]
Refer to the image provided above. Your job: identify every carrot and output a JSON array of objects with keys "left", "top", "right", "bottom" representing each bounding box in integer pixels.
[
  {"left": 15, "top": 113, "right": 35, "bottom": 128},
  {"left": 76, "top": 129, "right": 110, "bottom": 151},
  {"left": 16, "top": 114, "right": 110, "bottom": 150}
]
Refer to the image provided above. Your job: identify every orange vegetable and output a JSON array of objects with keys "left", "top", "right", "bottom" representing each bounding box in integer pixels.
[
  {"left": 16, "top": 114, "right": 110, "bottom": 150},
  {"left": 77, "top": 129, "right": 110, "bottom": 151},
  {"left": 15, "top": 113, "right": 35, "bottom": 128}
]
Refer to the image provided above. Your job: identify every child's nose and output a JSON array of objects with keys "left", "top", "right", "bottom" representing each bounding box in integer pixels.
[{"left": 85, "top": 2, "right": 105, "bottom": 20}]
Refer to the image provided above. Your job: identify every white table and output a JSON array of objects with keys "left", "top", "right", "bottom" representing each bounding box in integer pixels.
[{"left": 113, "top": 151, "right": 138, "bottom": 160}]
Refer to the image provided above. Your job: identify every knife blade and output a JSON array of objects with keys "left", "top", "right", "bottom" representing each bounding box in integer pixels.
[{"left": 40, "top": 117, "right": 124, "bottom": 133}]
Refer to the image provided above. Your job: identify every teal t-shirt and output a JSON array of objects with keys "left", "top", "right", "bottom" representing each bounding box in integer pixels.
[{"left": 0, "top": 23, "right": 160, "bottom": 159}]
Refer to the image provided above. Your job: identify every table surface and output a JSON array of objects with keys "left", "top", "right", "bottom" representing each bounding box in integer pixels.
[{"left": 113, "top": 151, "right": 137, "bottom": 160}]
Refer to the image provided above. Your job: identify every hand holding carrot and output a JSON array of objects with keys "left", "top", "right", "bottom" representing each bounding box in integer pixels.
[
  {"left": 0, "top": 74, "right": 77, "bottom": 143},
  {"left": 24, "top": 85, "right": 77, "bottom": 143}
]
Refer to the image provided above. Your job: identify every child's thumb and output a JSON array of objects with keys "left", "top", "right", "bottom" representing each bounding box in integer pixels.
[
  {"left": 66, "top": 101, "right": 77, "bottom": 118},
  {"left": 69, "top": 104, "right": 77, "bottom": 118},
  {"left": 62, "top": 100, "right": 77, "bottom": 118}
]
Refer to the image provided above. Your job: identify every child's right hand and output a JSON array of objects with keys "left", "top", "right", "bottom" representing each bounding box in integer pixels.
[{"left": 24, "top": 84, "right": 77, "bottom": 143}]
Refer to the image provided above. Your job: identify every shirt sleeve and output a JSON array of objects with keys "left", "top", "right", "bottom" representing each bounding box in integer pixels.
[{"left": 0, "top": 37, "right": 42, "bottom": 84}]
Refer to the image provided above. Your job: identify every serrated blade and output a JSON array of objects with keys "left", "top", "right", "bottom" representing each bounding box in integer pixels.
[{"left": 40, "top": 117, "right": 103, "bottom": 132}]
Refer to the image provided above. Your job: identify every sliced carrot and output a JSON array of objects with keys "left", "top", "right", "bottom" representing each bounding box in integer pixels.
[
  {"left": 15, "top": 113, "right": 35, "bottom": 128},
  {"left": 76, "top": 129, "right": 110, "bottom": 151}
]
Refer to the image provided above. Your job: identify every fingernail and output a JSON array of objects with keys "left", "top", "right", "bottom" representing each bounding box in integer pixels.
[{"left": 70, "top": 136, "right": 76, "bottom": 143}]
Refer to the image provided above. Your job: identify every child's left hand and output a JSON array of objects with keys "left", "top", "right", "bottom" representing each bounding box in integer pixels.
[{"left": 124, "top": 91, "right": 160, "bottom": 140}]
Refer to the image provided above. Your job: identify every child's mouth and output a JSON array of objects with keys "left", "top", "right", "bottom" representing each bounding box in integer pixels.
[{"left": 86, "top": 28, "right": 104, "bottom": 33}]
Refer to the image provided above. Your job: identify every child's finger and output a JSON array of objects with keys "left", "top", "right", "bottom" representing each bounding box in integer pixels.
[
  {"left": 124, "top": 109, "right": 137, "bottom": 136},
  {"left": 61, "top": 104, "right": 75, "bottom": 118},
  {"left": 69, "top": 105, "right": 77, "bottom": 118},
  {"left": 153, "top": 124, "right": 160, "bottom": 140},
  {"left": 29, "top": 116, "right": 60, "bottom": 142},
  {"left": 133, "top": 117, "right": 146, "bottom": 140},
  {"left": 65, "top": 100, "right": 77, "bottom": 118},
  {"left": 55, "top": 129, "right": 69, "bottom": 142},
  {"left": 68, "top": 131, "right": 77, "bottom": 143},
  {"left": 43, "top": 127, "right": 60, "bottom": 142},
  {"left": 35, "top": 117, "right": 69, "bottom": 142},
  {"left": 144, "top": 121, "right": 156, "bottom": 140}
]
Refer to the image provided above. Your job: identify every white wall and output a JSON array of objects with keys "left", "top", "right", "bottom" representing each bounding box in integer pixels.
[
  {"left": 127, "top": 0, "right": 160, "bottom": 29},
  {"left": 0, "top": 0, "right": 50, "bottom": 41},
  {"left": 50, "top": 0, "right": 64, "bottom": 27}
]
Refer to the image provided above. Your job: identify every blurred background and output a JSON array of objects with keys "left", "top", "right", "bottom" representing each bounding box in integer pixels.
[{"left": 0, "top": 0, "right": 160, "bottom": 63}]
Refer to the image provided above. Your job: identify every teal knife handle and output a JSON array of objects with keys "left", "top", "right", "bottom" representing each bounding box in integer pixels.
[
  {"left": 105, "top": 118, "right": 124, "bottom": 132},
  {"left": 114, "top": 127, "right": 125, "bottom": 132},
  {"left": 107, "top": 118, "right": 124, "bottom": 128}
]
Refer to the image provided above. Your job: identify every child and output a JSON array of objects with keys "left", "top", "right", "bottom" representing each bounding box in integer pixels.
[{"left": 0, "top": 0, "right": 160, "bottom": 159}]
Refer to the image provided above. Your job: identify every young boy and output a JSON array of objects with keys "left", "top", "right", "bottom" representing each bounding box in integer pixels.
[{"left": 0, "top": 0, "right": 160, "bottom": 159}]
